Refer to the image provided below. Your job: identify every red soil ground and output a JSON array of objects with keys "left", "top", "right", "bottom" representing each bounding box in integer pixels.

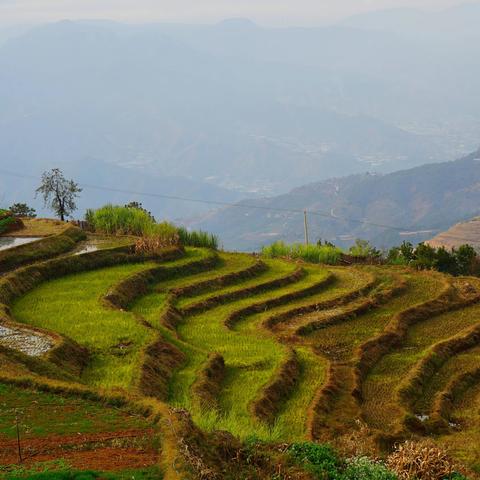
[{"left": 0, "top": 428, "right": 158, "bottom": 471}]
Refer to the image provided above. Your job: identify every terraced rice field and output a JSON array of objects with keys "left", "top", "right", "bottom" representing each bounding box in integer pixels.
[{"left": 2, "top": 244, "right": 480, "bottom": 477}]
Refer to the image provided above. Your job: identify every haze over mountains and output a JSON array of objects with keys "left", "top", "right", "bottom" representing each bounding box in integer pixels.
[
  {"left": 0, "top": 3, "right": 479, "bottom": 230},
  {"left": 196, "top": 149, "right": 480, "bottom": 251}
]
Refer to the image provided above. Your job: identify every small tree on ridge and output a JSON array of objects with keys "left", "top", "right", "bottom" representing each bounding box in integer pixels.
[
  {"left": 9, "top": 203, "right": 36, "bottom": 218},
  {"left": 36, "top": 168, "right": 82, "bottom": 221}
]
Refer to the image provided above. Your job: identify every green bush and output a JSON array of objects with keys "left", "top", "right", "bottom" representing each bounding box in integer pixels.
[
  {"left": 262, "top": 241, "right": 342, "bottom": 265},
  {"left": 446, "top": 474, "right": 468, "bottom": 480},
  {"left": 349, "top": 239, "right": 381, "bottom": 258},
  {"left": 341, "top": 457, "right": 397, "bottom": 480},
  {"left": 0, "top": 216, "right": 15, "bottom": 234},
  {"left": 386, "top": 241, "right": 479, "bottom": 276},
  {"left": 9, "top": 202, "right": 37, "bottom": 218},
  {"left": 289, "top": 442, "right": 340, "bottom": 478}
]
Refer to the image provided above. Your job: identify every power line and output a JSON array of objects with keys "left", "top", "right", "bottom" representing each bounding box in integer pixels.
[
  {"left": 2, "top": 168, "right": 406, "bottom": 229},
  {"left": 2, "top": 167, "right": 479, "bottom": 244}
]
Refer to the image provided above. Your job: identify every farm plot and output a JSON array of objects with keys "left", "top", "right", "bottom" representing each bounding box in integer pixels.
[
  {"left": 0, "top": 383, "right": 159, "bottom": 475},
  {"left": 280, "top": 269, "right": 408, "bottom": 441},
  {"left": 413, "top": 340, "right": 480, "bottom": 469}
]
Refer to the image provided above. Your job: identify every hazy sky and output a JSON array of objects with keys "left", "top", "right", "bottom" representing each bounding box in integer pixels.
[{"left": 0, "top": 0, "right": 473, "bottom": 27}]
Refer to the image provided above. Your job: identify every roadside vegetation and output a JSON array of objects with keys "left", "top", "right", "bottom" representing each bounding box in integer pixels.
[
  {"left": 263, "top": 238, "right": 480, "bottom": 277},
  {"left": 262, "top": 240, "right": 343, "bottom": 264}
]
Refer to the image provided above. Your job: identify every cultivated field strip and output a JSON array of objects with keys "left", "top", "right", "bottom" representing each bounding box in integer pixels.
[
  {"left": 178, "top": 259, "right": 300, "bottom": 314},
  {"left": 429, "top": 348, "right": 480, "bottom": 426},
  {"left": 436, "top": 378, "right": 480, "bottom": 468},
  {"left": 360, "top": 275, "right": 480, "bottom": 436},
  {"left": 176, "top": 267, "right": 378, "bottom": 438},
  {"left": 401, "top": 302, "right": 480, "bottom": 426},
  {"left": 264, "top": 267, "right": 378, "bottom": 334},
  {"left": 131, "top": 252, "right": 260, "bottom": 328},
  {"left": 292, "top": 271, "right": 407, "bottom": 442}
]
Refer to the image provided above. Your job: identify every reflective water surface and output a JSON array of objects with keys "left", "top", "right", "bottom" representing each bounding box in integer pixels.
[{"left": 0, "top": 237, "right": 42, "bottom": 251}]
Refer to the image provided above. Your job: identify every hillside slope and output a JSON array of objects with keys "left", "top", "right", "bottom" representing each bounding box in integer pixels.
[
  {"left": 194, "top": 148, "right": 480, "bottom": 251},
  {"left": 428, "top": 217, "right": 480, "bottom": 251}
]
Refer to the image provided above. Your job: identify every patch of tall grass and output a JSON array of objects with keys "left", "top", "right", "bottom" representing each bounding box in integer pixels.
[
  {"left": 262, "top": 241, "right": 342, "bottom": 265},
  {"left": 177, "top": 226, "right": 218, "bottom": 249},
  {"left": 86, "top": 205, "right": 218, "bottom": 249},
  {"left": 85, "top": 205, "right": 158, "bottom": 236}
]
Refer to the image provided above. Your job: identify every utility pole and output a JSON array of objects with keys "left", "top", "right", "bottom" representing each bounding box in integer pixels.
[
  {"left": 304, "top": 210, "right": 309, "bottom": 246},
  {"left": 15, "top": 408, "right": 22, "bottom": 463}
]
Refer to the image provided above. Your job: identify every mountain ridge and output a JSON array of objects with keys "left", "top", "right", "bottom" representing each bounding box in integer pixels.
[{"left": 193, "top": 148, "right": 480, "bottom": 251}]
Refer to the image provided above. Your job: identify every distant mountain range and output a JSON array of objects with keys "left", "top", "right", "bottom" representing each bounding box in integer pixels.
[
  {"left": 1, "top": 6, "right": 480, "bottom": 203},
  {"left": 193, "top": 149, "right": 480, "bottom": 251}
]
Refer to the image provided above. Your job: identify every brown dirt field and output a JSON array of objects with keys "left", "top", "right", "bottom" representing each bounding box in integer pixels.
[
  {"left": 7, "top": 447, "right": 157, "bottom": 472},
  {"left": 0, "top": 428, "right": 158, "bottom": 471},
  {"left": 6, "top": 219, "right": 68, "bottom": 238}
]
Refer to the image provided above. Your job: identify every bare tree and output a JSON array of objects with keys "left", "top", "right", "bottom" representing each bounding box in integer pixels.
[{"left": 36, "top": 168, "right": 82, "bottom": 221}]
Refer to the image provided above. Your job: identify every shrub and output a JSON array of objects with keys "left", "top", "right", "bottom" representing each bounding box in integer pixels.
[
  {"left": 386, "top": 241, "right": 480, "bottom": 276},
  {"left": 454, "top": 244, "right": 477, "bottom": 275},
  {"left": 0, "top": 210, "right": 23, "bottom": 235},
  {"left": 349, "top": 239, "right": 381, "bottom": 258},
  {"left": 289, "top": 442, "right": 340, "bottom": 478},
  {"left": 435, "top": 247, "right": 458, "bottom": 275},
  {"left": 262, "top": 241, "right": 342, "bottom": 265},
  {"left": 387, "top": 241, "right": 414, "bottom": 266},
  {"left": 386, "top": 441, "right": 459, "bottom": 480},
  {"left": 341, "top": 457, "right": 397, "bottom": 480},
  {"left": 0, "top": 215, "right": 15, "bottom": 234},
  {"left": 9, "top": 202, "right": 37, "bottom": 218}
]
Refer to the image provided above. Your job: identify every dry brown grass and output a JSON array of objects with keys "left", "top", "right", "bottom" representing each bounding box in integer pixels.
[
  {"left": 10, "top": 218, "right": 68, "bottom": 237},
  {"left": 386, "top": 440, "right": 457, "bottom": 480},
  {"left": 134, "top": 233, "right": 180, "bottom": 254}
]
